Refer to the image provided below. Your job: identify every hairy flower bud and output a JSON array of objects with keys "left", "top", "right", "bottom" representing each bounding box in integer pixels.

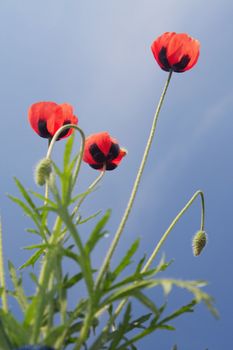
[
  {"left": 34, "top": 158, "right": 52, "bottom": 186},
  {"left": 192, "top": 230, "right": 207, "bottom": 256}
]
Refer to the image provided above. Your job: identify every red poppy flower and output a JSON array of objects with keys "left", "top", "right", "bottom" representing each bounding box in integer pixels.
[
  {"left": 28, "top": 102, "right": 78, "bottom": 140},
  {"left": 151, "top": 32, "right": 200, "bottom": 73},
  {"left": 83, "top": 132, "right": 127, "bottom": 171}
]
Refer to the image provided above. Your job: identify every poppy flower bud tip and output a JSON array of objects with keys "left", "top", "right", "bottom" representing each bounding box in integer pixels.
[{"left": 34, "top": 158, "right": 52, "bottom": 186}]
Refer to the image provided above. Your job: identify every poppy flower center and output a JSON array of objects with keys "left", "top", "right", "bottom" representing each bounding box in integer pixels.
[
  {"left": 158, "top": 47, "right": 191, "bottom": 72},
  {"left": 38, "top": 119, "right": 52, "bottom": 138},
  {"left": 89, "top": 142, "right": 120, "bottom": 163},
  {"left": 57, "top": 120, "right": 72, "bottom": 140}
]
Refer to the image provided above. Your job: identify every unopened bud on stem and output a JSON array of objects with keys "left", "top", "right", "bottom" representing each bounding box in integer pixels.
[
  {"left": 192, "top": 230, "right": 207, "bottom": 256},
  {"left": 34, "top": 158, "right": 52, "bottom": 186}
]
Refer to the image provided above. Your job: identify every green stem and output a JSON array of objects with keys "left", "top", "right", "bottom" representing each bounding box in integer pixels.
[
  {"left": 0, "top": 219, "right": 8, "bottom": 312},
  {"left": 95, "top": 70, "right": 173, "bottom": 288},
  {"left": 46, "top": 125, "right": 85, "bottom": 183},
  {"left": 142, "top": 190, "right": 205, "bottom": 272},
  {"left": 73, "top": 303, "right": 94, "bottom": 350},
  {"left": 31, "top": 217, "right": 63, "bottom": 343}
]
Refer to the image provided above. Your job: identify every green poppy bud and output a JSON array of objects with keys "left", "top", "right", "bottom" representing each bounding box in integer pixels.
[
  {"left": 34, "top": 158, "right": 52, "bottom": 186},
  {"left": 192, "top": 230, "right": 207, "bottom": 256}
]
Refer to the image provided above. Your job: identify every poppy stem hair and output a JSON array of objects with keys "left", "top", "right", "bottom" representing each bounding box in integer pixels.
[{"left": 95, "top": 70, "right": 173, "bottom": 288}]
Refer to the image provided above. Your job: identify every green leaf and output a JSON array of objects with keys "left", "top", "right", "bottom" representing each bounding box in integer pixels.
[
  {"left": 8, "top": 195, "right": 39, "bottom": 224},
  {"left": 155, "top": 300, "right": 196, "bottom": 328},
  {"left": 25, "top": 228, "right": 40, "bottom": 235},
  {"left": 78, "top": 210, "right": 102, "bottom": 225},
  {"left": 85, "top": 210, "right": 111, "bottom": 254},
  {"left": 63, "top": 273, "right": 84, "bottom": 289},
  {"left": 23, "top": 243, "right": 48, "bottom": 250},
  {"left": 131, "top": 313, "right": 152, "bottom": 329},
  {"left": 29, "top": 190, "right": 56, "bottom": 207},
  {"left": 60, "top": 246, "right": 81, "bottom": 264},
  {"left": 13, "top": 177, "right": 38, "bottom": 212},
  {"left": 111, "top": 239, "right": 140, "bottom": 281},
  {"left": 133, "top": 291, "right": 158, "bottom": 315},
  {"left": 8, "top": 261, "right": 28, "bottom": 312},
  {"left": 43, "top": 325, "right": 67, "bottom": 346},
  {"left": 0, "top": 311, "right": 29, "bottom": 348},
  {"left": 19, "top": 248, "right": 45, "bottom": 269},
  {"left": 109, "top": 303, "right": 132, "bottom": 350},
  {"left": 0, "top": 318, "right": 13, "bottom": 350}
]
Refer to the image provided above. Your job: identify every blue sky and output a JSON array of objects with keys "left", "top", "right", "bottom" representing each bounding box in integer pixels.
[{"left": 0, "top": 1, "right": 233, "bottom": 349}]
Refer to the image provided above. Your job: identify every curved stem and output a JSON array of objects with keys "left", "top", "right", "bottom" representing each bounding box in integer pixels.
[
  {"left": 142, "top": 190, "right": 205, "bottom": 272},
  {"left": 44, "top": 124, "right": 86, "bottom": 201},
  {"left": 95, "top": 70, "right": 173, "bottom": 288}
]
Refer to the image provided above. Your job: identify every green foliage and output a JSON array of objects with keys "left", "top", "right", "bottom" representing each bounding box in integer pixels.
[{"left": 0, "top": 135, "right": 215, "bottom": 350}]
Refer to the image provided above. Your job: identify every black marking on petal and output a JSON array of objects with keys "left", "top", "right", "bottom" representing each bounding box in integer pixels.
[
  {"left": 107, "top": 143, "right": 120, "bottom": 161},
  {"left": 89, "top": 163, "right": 103, "bottom": 170},
  {"left": 89, "top": 143, "right": 106, "bottom": 163},
  {"left": 57, "top": 120, "right": 71, "bottom": 140},
  {"left": 158, "top": 47, "right": 171, "bottom": 71},
  {"left": 172, "top": 55, "right": 191, "bottom": 72},
  {"left": 38, "top": 120, "right": 52, "bottom": 139},
  {"left": 106, "top": 162, "right": 117, "bottom": 171}
]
